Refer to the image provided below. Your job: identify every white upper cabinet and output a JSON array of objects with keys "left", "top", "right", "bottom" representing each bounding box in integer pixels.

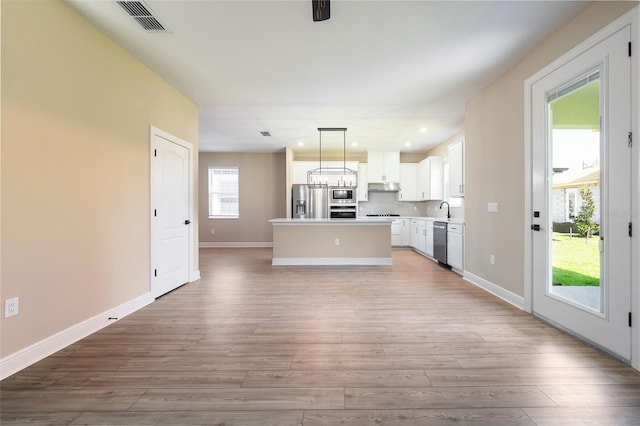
[
  {"left": 399, "top": 163, "right": 418, "bottom": 201},
  {"left": 358, "top": 163, "right": 368, "bottom": 202},
  {"left": 449, "top": 140, "right": 465, "bottom": 197},
  {"left": 292, "top": 161, "right": 315, "bottom": 184},
  {"left": 367, "top": 151, "right": 400, "bottom": 183},
  {"left": 417, "top": 156, "right": 443, "bottom": 200}
]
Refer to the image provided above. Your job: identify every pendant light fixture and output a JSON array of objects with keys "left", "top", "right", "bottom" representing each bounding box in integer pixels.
[{"left": 312, "top": 0, "right": 330, "bottom": 21}]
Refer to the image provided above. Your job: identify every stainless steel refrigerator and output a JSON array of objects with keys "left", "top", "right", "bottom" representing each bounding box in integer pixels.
[{"left": 292, "top": 184, "right": 328, "bottom": 219}]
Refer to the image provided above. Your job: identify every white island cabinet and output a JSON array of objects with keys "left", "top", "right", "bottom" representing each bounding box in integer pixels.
[{"left": 367, "top": 151, "right": 400, "bottom": 183}]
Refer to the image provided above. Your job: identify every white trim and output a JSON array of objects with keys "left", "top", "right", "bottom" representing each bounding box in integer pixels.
[
  {"left": 150, "top": 126, "right": 197, "bottom": 293},
  {"left": 630, "top": 7, "right": 640, "bottom": 373},
  {"left": 464, "top": 271, "right": 526, "bottom": 311},
  {"left": 524, "top": 6, "right": 639, "bottom": 371},
  {"left": 0, "top": 293, "right": 153, "bottom": 380},
  {"left": 200, "top": 242, "right": 273, "bottom": 248},
  {"left": 272, "top": 257, "right": 393, "bottom": 266}
]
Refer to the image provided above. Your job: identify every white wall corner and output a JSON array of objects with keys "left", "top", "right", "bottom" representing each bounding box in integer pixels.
[
  {"left": 0, "top": 292, "right": 154, "bottom": 380},
  {"left": 463, "top": 271, "right": 526, "bottom": 311}
]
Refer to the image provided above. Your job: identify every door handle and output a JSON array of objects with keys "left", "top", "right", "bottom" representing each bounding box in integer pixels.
[
  {"left": 184, "top": 220, "right": 191, "bottom": 225},
  {"left": 530, "top": 224, "right": 540, "bottom": 231}
]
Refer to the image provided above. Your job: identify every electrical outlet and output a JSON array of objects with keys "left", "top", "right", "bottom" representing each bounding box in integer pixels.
[
  {"left": 5, "top": 297, "right": 19, "bottom": 318},
  {"left": 490, "top": 254, "right": 496, "bottom": 265},
  {"left": 335, "top": 238, "right": 340, "bottom": 246},
  {"left": 210, "top": 228, "right": 215, "bottom": 234}
]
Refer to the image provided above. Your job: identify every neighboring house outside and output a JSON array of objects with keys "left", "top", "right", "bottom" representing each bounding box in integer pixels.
[{"left": 552, "top": 166, "right": 600, "bottom": 232}]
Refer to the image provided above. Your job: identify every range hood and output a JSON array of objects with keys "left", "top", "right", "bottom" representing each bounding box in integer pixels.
[{"left": 368, "top": 182, "right": 401, "bottom": 192}]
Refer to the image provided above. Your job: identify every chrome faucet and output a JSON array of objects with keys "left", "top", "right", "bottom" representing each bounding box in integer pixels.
[{"left": 439, "top": 201, "right": 451, "bottom": 219}]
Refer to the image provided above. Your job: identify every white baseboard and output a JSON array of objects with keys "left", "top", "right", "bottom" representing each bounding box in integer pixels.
[
  {"left": 272, "top": 257, "right": 393, "bottom": 266},
  {"left": 463, "top": 271, "right": 525, "bottom": 310},
  {"left": 200, "top": 242, "right": 273, "bottom": 248},
  {"left": 0, "top": 292, "right": 154, "bottom": 380}
]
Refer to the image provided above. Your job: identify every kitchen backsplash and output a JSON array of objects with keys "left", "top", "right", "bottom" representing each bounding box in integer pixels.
[{"left": 358, "top": 192, "right": 464, "bottom": 219}]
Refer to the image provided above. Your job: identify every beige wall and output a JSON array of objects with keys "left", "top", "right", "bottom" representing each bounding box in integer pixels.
[
  {"left": 199, "top": 152, "right": 286, "bottom": 244},
  {"left": 1, "top": 1, "right": 199, "bottom": 357},
  {"left": 464, "top": 1, "right": 637, "bottom": 296},
  {"left": 425, "top": 131, "right": 465, "bottom": 159}
]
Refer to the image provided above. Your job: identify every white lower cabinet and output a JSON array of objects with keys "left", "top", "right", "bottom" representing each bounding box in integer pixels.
[
  {"left": 401, "top": 218, "right": 411, "bottom": 246},
  {"left": 410, "top": 219, "right": 426, "bottom": 253},
  {"left": 391, "top": 219, "right": 403, "bottom": 246},
  {"left": 447, "top": 223, "right": 464, "bottom": 273},
  {"left": 425, "top": 220, "right": 434, "bottom": 257}
]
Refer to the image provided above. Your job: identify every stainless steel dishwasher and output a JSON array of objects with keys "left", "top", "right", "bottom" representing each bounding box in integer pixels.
[{"left": 433, "top": 221, "right": 448, "bottom": 265}]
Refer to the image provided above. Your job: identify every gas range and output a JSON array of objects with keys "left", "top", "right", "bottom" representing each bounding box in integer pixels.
[{"left": 366, "top": 214, "right": 400, "bottom": 217}]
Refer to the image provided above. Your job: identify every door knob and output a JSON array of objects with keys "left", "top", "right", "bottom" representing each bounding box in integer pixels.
[
  {"left": 530, "top": 224, "right": 540, "bottom": 231},
  {"left": 184, "top": 220, "right": 191, "bottom": 225}
]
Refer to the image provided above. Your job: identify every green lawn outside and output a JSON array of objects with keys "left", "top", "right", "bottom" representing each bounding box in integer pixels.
[{"left": 552, "top": 232, "right": 600, "bottom": 287}]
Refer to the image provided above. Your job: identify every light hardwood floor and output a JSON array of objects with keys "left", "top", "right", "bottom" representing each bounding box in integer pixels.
[{"left": 2, "top": 248, "right": 640, "bottom": 425}]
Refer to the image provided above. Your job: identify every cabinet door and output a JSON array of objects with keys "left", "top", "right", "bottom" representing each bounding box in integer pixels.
[
  {"left": 367, "top": 151, "right": 385, "bottom": 182},
  {"left": 410, "top": 220, "right": 419, "bottom": 249},
  {"left": 418, "top": 225, "right": 427, "bottom": 254},
  {"left": 391, "top": 219, "right": 402, "bottom": 246},
  {"left": 399, "top": 163, "right": 417, "bottom": 201},
  {"left": 425, "top": 221, "right": 434, "bottom": 257},
  {"left": 447, "top": 232, "right": 463, "bottom": 271},
  {"left": 357, "top": 163, "right": 368, "bottom": 201},
  {"left": 367, "top": 151, "right": 400, "bottom": 183},
  {"left": 449, "top": 140, "right": 464, "bottom": 197},
  {"left": 383, "top": 152, "right": 401, "bottom": 182},
  {"left": 417, "top": 156, "right": 443, "bottom": 200},
  {"left": 401, "top": 219, "right": 411, "bottom": 246},
  {"left": 292, "top": 161, "right": 313, "bottom": 184}
]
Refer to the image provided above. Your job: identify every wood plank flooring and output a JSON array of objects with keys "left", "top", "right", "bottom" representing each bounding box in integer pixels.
[{"left": 2, "top": 247, "right": 640, "bottom": 425}]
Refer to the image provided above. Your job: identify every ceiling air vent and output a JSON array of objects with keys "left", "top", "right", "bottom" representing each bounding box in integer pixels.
[
  {"left": 116, "top": 1, "right": 169, "bottom": 32},
  {"left": 260, "top": 131, "right": 272, "bottom": 137}
]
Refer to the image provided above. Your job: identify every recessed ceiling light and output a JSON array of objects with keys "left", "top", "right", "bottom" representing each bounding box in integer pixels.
[
  {"left": 351, "top": 142, "right": 358, "bottom": 147},
  {"left": 420, "top": 127, "right": 428, "bottom": 133},
  {"left": 405, "top": 142, "right": 412, "bottom": 147},
  {"left": 297, "top": 141, "right": 304, "bottom": 147}
]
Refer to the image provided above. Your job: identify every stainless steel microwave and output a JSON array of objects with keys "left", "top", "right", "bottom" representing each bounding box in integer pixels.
[{"left": 329, "top": 187, "right": 355, "bottom": 204}]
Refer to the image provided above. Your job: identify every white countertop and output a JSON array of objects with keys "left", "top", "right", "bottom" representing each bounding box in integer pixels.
[
  {"left": 391, "top": 216, "right": 465, "bottom": 225},
  {"left": 270, "top": 218, "right": 392, "bottom": 225}
]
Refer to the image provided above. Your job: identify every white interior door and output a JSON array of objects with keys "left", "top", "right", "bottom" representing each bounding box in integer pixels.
[
  {"left": 531, "top": 26, "right": 632, "bottom": 360},
  {"left": 151, "top": 131, "right": 191, "bottom": 298}
]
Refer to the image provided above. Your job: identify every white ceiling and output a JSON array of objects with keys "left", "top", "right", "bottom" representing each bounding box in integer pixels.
[{"left": 65, "top": 0, "right": 590, "bottom": 154}]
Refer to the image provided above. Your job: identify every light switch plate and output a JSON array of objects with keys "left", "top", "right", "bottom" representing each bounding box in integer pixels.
[{"left": 488, "top": 202, "right": 499, "bottom": 213}]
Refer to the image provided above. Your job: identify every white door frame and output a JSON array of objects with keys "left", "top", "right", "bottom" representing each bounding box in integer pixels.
[
  {"left": 524, "top": 7, "right": 640, "bottom": 371},
  {"left": 150, "top": 126, "right": 198, "bottom": 294}
]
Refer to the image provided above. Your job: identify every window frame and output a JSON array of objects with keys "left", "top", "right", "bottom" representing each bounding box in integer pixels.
[{"left": 208, "top": 166, "right": 239, "bottom": 219}]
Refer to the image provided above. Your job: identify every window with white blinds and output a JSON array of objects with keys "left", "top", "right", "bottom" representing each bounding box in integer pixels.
[{"left": 208, "top": 167, "right": 239, "bottom": 219}]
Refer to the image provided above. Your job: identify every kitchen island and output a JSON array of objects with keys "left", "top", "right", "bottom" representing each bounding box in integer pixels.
[{"left": 269, "top": 218, "right": 392, "bottom": 266}]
